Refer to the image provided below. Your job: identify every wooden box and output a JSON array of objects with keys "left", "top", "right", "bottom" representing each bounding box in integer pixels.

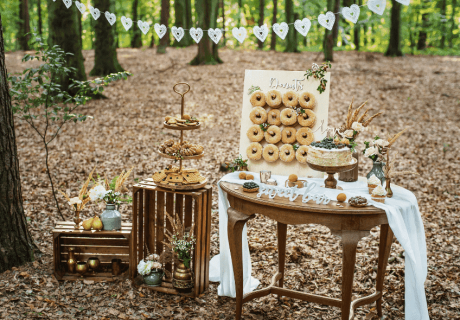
[
  {"left": 132, "top": 180, "right": 212, "bottom": 297},
  {"left": 52, "top": 221, "right": 132, "bottom": 281}
]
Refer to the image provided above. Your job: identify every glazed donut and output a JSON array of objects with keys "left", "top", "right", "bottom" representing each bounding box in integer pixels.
[
  {"left": 250, "top": 91, "right": 266, "bottom": 107},
  {"left": 246, "top": 125, "right": 264, "bottom": 142},
  {"left": 296, "top": 127, "right": 314, "bottom": 145},
  {"left": 296, "top": 145, "right": 309, "bottom": 163},
  {"left": 267, "top": 109, "right": 281, "bottom": 126},
  {"left": 281, "top": 127, "right": 297, "bottom": 144},
  {"left": 299, "top": 92, "right": 317, "bottom": 109},
  {"left": 298, "top": 110, "right": 316, "bottom": 127},
  {"left": 263, "top": 144, "right": 279, "bottom": 162},
  {"left": 264, "top": 125, "right": 281, "bottom": 144},
  {"left": 265, "top": 90, "right": 282, "bottom": 108},
  {"left": 247, "top": 142, "right": 263, "bottom": 160},
  {"left": 280, "top": 108, "right": 297, "bottom": 126},
  {"left": 282, "top": 91, "right": 299, "bottom": 108},
  {"left": 280, "top": 144, "right": 295, "bottom": 162},
  {"left": 249, "top": 107, "right": 268, "bottom": 125}
]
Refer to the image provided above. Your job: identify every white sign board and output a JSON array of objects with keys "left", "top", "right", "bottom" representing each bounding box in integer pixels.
[{"left": 238, "top": 70, "right": 331, "bottom": 177}]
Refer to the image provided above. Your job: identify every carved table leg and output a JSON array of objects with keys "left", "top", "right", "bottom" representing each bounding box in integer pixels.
[
  {"left": 376, "top": 224, "right": 394, "bottom": 317},
  {"left": 341, "top": 230, "right": 362, "bottom": 320},
  {"left": 228, "top": 207, "right": 254, "bottom": 320},
  {"left": 277, "top": 222, "right": 287, "bottom": 296}
]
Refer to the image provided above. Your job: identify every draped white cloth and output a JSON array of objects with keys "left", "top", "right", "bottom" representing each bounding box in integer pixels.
[{"left": 209, "top": 171, "right": 429, "bottom": 320}]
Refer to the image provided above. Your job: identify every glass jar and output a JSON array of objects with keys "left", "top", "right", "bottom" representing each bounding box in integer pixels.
[{"left": 100, "top": 204, "right": 122, "bottom": 231}]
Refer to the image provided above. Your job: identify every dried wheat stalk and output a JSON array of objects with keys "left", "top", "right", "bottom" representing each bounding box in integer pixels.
[
  {"left": 362, "top": 112, "right": 384, "bottom": 127},
  {"left": 387, "top": 128, "right": 408, "bottom": 147},
  {"left": 350, "top": 101, "right": 368, "bottom": 125},
  {"left": 345, "top": 98, "right": 354, "bottom": 128}
]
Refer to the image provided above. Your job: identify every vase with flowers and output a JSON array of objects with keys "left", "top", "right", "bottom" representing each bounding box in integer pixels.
[
  {"left": 137, "top": 253, "right": 164, "bottom": 286},
  {"left": 89, "top": 167, "right": 134, "bottom": 231}
]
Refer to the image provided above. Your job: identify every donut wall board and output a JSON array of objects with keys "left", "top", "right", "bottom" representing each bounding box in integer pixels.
[{"left": 238, "top": 70, "right": 331, "bottom": 177}]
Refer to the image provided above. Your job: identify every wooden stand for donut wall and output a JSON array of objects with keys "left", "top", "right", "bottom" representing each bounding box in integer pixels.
[{"left": 131, "top": 182, "right": 212, "bottom": 297}]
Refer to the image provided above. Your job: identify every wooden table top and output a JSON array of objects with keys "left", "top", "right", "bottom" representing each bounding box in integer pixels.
[
  {"left": 52, "top": 221, "right": 132, "bottom": 235},
  {"left": 220, "top": 181, "right": 385, "bottom": 216}
]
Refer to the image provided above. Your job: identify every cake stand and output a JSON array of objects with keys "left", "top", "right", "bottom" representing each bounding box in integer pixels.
[{"left": 307, "top": 158, "right": 357, "bottom": 190}]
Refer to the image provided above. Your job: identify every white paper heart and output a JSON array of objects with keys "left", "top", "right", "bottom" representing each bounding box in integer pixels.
[
  {"left": 75, "top": 1, "right": 86, "bottom": 14},
  {"left": 171, "top": 26, "right": 184, "bottom": 42},
  {"left": 121, "top": 16, "right": 132, "bottom": 31},
  {"left": 154, "top": 23, "right": 167, "bottom": 39},
  {"left": 62, "top": 0, "right": 72, "bottom": 9},
  {"left": 342, "top": 4, "right": 360, "bottom": 24},
  {"left": 253, "top": 24, "right": 269, "bottom": 42},
  {"left": 395, "top": 0, "right": 410, "bottom": 5},
  {"left": 89, "top": 6, "right": 100, "bottom": 20},
  {"left": 368, "top": 0, "right": 387, "bottom": 15},
  {"left": 232, "top": 27, "right": 247, "bottom": 44},
  {"left": 294, "top": 18, "right": 311, "bottom": 37},
  {"left": 105, "top": 11, "right": 116, "bottom": 26},
  {"left": 137, "top": 20, "right": 150, "bottom": 35},
  {"left": 272, "top": 22, "right": 289, "bottom": 40},
  {"left": 208, "top": 28, "right": 222, "bottom": 44},
  {"left": 318, "top": 12, "right": 336, "bottom": 31},
  {"left": 190, "top": 27, "right": 203, "bottom": 43}
]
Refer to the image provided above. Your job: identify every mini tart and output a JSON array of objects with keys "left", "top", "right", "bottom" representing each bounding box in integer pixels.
[
  {"left": 247, "top": 142, "right": 263, "bottom": 160},
  {"left": 247, "top": 125, "right": 264, "bottom": 142},
  {"left": 296, "top": 127, "right": 314, "bottom": 145},
  {"left": 281, "top": 127, "right": 296, "bottom": 144},
  {"left": 243, "top": 181, "right": 259, "bottom": 193},
  {"left": 298, "top": 110, "right": 316, "bottom": 127},
  {"left": 267, "top": 109, "right": 281, "bottom": 126},
  {"left": 265, "top": 125, "right": 281, "bottom": 144},
  {"left": 371, "top": 195, "right": 386, "bottom": 203},
  {"left": 298, "top": 92, "right": 317, "bottom": 109},
  {"left": 265, "top": 90, "right": 282, "bottom": 108},
  {"left": 263, "top": 144, "right": 279, "bottom": 162},
  {"left": 250, "top": 91, "right": 266, "bottom": 107},
  {"left": 279, "top": 144, "right": 295, "bottom": 162},
  {"left": 282, "top": 91, "right": 299, "bottom": 108},
  {"left": 280, "top": 108, "right": 297, "bottom": 126},
  {"left": 249, "top": 107, "right": 268, "bottom": 124}
]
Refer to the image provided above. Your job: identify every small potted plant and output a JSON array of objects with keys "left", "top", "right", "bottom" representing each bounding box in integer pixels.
[
  {"left": 137, "top": 254, "right": 163, "bottom": 286},
  {"left": 88, "top": 167, "right": 134, "bottom": 231},
  {"left": 230, "top": 155, "right": 248, "bottom": 172}
]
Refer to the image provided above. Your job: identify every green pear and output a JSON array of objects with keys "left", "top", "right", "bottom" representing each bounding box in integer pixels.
[
  {"left": 82, "top": 217, "right": 93, "bottom": 231},
  {"left": 91, "top": 216, "right": 103, "bottom": 231}
]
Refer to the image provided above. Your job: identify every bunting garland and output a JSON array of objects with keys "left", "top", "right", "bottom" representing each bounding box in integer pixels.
[{"left": 59, "top": 0, "right": 410, "bottom": 45}]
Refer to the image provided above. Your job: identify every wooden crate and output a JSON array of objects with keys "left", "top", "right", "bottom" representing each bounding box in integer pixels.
[
  {"left": 132, "top": 180, "right": 212, "bottom": 297},
  {"left": 53, "top": 221, "right": 132, "bottom": 281}
]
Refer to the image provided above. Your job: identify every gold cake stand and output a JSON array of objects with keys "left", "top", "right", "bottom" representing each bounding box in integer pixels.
[{"left": 307, "top": 158, "right": 357, "bottom": 190}]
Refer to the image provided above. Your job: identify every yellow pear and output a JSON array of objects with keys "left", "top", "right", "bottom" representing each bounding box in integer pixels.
[
  {"left": 82, "top": 217, "right": 93, "bottom": 231},
  {"left": 91, "top": 216, "right": 103, "bottom": 231}
]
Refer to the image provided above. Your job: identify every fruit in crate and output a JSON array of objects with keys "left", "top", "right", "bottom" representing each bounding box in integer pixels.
[
  {"left": 165, "top": 114, "right": 200, "bottom": 127},
  {"left": 91, "top": 216, "right": 103, "bottom": 231},
  {"left": 158, "top": 139, "right": 204, "bottom": 158},
  {"left": 152, "top": 166, "right": 206, "bottom": 187},
  {"left": 82, "top": 217, "right": 93, "bottom": 230}
]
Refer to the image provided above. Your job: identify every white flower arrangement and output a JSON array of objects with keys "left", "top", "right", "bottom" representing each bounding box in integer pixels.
[
  {"left": 351, "top": 121, "right": 364, "bottom": 132},
  {"left": 342, "top": 129, "right": 354, "bottom": 139},
  {"left": 68, "top": 197, "right": 82, "bottom": 206},
  {"left": 373, "top": 139, "right": 390, "bottom": 148},
  {"left": 137, "top": 254, "right": 162, "bottom": 276},
  {"left": 364, "top": 146, "right": 378, "bottom": 157},
  {"left": 88, "top": 185, "right": 109, "bottom": 201}
]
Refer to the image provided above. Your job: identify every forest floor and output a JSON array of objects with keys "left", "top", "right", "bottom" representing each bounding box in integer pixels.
[{"left": 1, "top": 46, "right": 460, "bottom": 319}]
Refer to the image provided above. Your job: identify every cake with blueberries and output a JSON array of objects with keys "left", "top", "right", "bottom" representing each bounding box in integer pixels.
[{"left": 307, "top": 137, "right": 353, "bottom": 166}]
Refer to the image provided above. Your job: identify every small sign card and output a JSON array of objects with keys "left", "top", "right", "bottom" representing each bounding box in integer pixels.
[{"left": 238, "top": 70, "right": 331, "bottom": 177}]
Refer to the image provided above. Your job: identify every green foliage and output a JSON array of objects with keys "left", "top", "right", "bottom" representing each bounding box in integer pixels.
[{"left": 305, "top": 62, "right": 331, "bottom": 94}]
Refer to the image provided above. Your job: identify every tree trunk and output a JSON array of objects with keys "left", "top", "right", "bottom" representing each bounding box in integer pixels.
[
  {"left": 0, "top": 13, "right": 37, "bottom": 273},
  {"left": 270, "top": 0, "right": 278, "bottom": 50},
  {"left": 258, "top": 0, "right": 264, "bottom": 49},
  {"left": 221, "top": 0, "right": 226, "bottom": 45},
  {"left": 385, "top": 0, "right": 403, "bottom": 56},
  {"left": 37, "top": 0, "right": 42, "bottom": 36},
  {"left": 323, "top": 0, "right": 334, "bottom": 60},
  {"left": 440, "top": 0, "right": 447, "bottom": 48},
  {"left": 417, "top": 0, "right": 429, "bottom": 50},
  {"left": 449, "top": 0, "right": 457, "bottom": 47},
  {"left": 18, "top": 0, "right": 31, "bottom": 50},
  {"left": 238, "top": 0, "right": 243, "bottom": 26},
  {"left": 90, "top": 0, "right": 124, "bottom": 76},
  {"left": 131, "top": 0, "right": 142, "bottom": 48},
  {"left": 332, "top": 0, "right": 340, "bottom": 46},
  {"left": 78, "top": 10, "right": 83, "bottom": 50},
  {"left": 190, "top": 0, "right": 222, "bottom": 65},
  {"left": 157, "top": 0, "right": 170, "bottom": 53},
  {"left": 173, "top": 0, "right": 193, "bottom": 47},
  {"left": 284, "top": 0, "right": 298, "bottom": 52},
  {"left": 47, "top": 0, "right": 86, "bottom": 94},
  {"left": 353, "top": 0, "right": 360, "bottom": 50}
]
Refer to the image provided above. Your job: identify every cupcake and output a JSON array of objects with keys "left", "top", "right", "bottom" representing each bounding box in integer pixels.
[
  {"left": 371, "top": 185, "right": 387, "bottom": 203},
  {"left": 367, "top": 174, "right": 381, "bottom": 194}
]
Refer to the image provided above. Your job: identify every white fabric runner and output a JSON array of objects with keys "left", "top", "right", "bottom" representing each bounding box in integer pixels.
[{"left": 209, "top": 171, "right": 429, "bottom": 320}]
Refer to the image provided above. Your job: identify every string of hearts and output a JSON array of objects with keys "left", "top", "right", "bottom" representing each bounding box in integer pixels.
[{"left": 60, "top": 0, "right": 411, "bottom": 44}]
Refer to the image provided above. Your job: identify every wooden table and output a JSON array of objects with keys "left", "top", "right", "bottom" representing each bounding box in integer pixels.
[{"left": 221, "top": 182, "right": 394, "bottom": 320}]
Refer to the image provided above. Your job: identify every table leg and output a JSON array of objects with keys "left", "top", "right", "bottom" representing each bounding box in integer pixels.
[
  {"left": 228, "top": 207, "right": 254, "bottom": 320},
  {"left": 277, "top": 222, "right": 287, "bottom": 290},
  {"left": 341, "top": 231, "right": 360, "bottom": 320},
  {"left": 376, "top": 224, "right": 394, "bottom": 317}
]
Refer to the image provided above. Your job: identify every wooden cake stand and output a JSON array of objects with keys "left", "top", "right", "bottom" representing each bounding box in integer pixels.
[{"left": 307, "top": 158, "right": 357, "bottom": 190}]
